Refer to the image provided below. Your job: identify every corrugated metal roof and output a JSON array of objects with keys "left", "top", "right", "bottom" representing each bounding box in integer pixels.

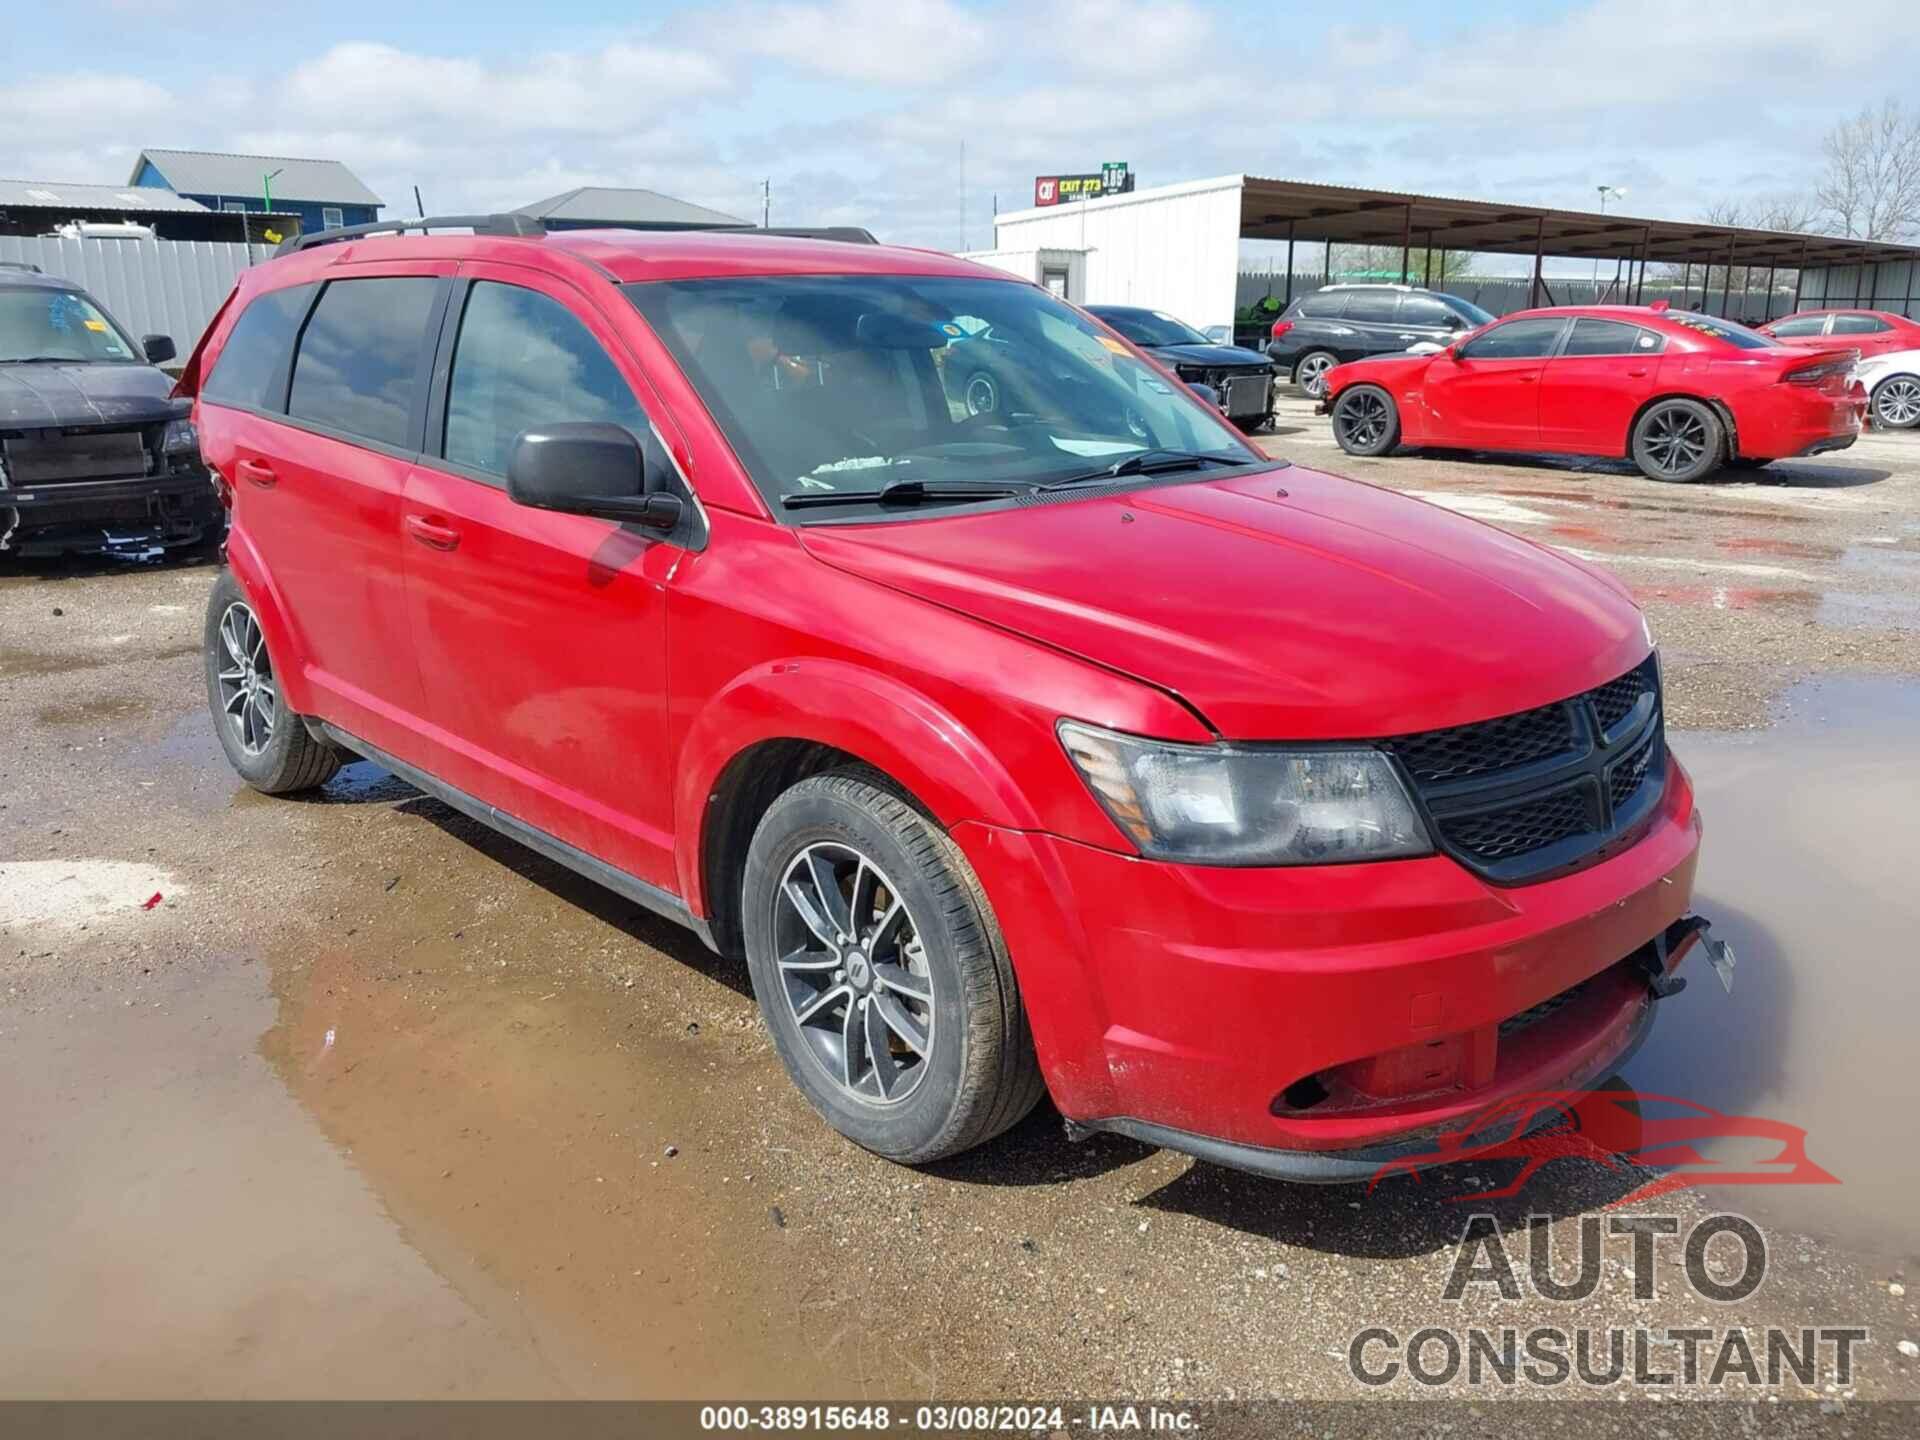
[
  {"left": 0, "top": 179, "right": 212, "bottom": 213},
  {"left": 514, "top": 186, "right": 746, "bottom": 227},
  {"left": 130, "top": 149, "right": 384, "bottom": 207}
]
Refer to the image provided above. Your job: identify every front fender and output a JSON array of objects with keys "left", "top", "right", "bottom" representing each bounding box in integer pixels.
[{"left": 673, "top": 657, "right": 1043, "bottom": 915}]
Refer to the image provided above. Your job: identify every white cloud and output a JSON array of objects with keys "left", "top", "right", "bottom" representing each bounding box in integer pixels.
[{"left": 717, "top": 0, "right": 991, "bottom": 83}]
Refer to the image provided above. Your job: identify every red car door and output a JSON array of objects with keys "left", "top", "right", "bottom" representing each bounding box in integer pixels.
[
  {"left": 232, "top": 264, "right": 452, "bottom": 758},
  {"left": 1760, "top": 313, "right": 1831, "bottom": 349},
  {"left": 1537, "top": 317, "right": 1665, "bottom": 452},
  {"left": 1829, "top": 313, "right": 1903, "bottom": 356},
  {"left": 398, "top": 264, "right": 691, "bottom": 891},
  {"left": 1418, "top": 316, "right": 1569, "bottom": 449}
]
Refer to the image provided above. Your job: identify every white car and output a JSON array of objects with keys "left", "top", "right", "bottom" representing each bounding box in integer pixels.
[{"left": 1856, "top": 347, "right": 1920, "bottom": 430}]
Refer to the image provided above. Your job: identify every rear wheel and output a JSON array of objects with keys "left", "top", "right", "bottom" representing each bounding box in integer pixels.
[
  {"left": 1292, "top": 350, "right": 1338, "bottom": 399},
  {"left": 204, "top": 570, "right": 342, "bottom": 794},
  {"left": 1330, "top": 384, "right": 1401, "bottom": 457},
  {"left": 962, "top": 370, "right": 1000, "bottom": 417},
  {"left": 1631, "top": 399, "right": 1724, "bottom": 483},
  {"left": 1872, "top": 375, "right": 1920, "bottom": 429},
  {"left": 741, "top": 771, "right": 1044, "bottom": 1164}
]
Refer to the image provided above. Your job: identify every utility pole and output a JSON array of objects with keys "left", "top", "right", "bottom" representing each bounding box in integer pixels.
[
  {"left": 1594, "top": 184, "right": 1626, "bottom": 293},
  {"left": 761, "top": 178, "right": 771, "bottom": 229},
  {"left": 413, "top": 185, "right": 425, "bottom": 218}
]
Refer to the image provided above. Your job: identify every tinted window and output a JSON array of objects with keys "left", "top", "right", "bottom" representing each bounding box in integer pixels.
[
  {"left": 1563, "top": 318, "right": 1661, "bottom": 357},
  {"left": 1460, "top": 318, "right": 1567, "bottom": 359},
  {"left": 1438, "top": 294, "right": 1497, "bottom": 327},
  {"left": 0, "top": 286, "right": 142, "bottom": 364},
  {"left": 1343, "top": 292, "right": 1400, "bottom": 323},
  {"left": 1667, "top": 312, "right": 1777, "bottom": 350},
  {"left": 1767, "top": 315, "right": 1827, "bottom": 337},
  {"left": 1831, "top": 314, "right": 1891, "bottom": 334},
  {"left": 288, "top": 278, "right": 440, "bottom": 448},
  {"left": 1297, "top": 290, "right": 1349, "bottom": 319},
  {"left": 444, "top": 282, "right": 643, "bottom": 477},
  {"left": 1092, "top": 308, "right": 1210, "bottom": 347},
  {"left": 1399, "top": 295, "right": 1469, "bottom": 329},
  {"left": 203, "top": 285, "right": 315, "bottom": 410}
]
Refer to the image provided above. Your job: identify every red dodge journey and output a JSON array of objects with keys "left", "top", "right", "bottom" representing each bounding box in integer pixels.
[{"left": 182, "top": 219, "right": 1715, "bottom": 1181}]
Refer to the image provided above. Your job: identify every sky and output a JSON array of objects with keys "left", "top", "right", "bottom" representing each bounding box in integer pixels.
[{"left": 3, "top": 0, "right": 1915, "bottom": 264}]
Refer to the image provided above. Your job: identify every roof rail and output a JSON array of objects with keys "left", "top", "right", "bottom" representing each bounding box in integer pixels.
[
  {"left": 274, "top": 213, "right": 545, "bottom": 257},
  {"left": 274, "top": 215, "right": 881, "bottom": 258},
  {"left": 0, "top": 260, "right": 45, "bottom": 274}
]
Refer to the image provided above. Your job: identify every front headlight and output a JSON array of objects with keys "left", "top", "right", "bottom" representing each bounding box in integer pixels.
[
  {"left": 162, "top": 418, "right": 198, "bottom": 455},
  {"left": 1058, "top": 720, "right": 1431, "bottom": 866}
]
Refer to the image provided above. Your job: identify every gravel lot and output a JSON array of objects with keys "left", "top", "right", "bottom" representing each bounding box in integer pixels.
[{"left": 3, "top": 411, "right": 1917, "bottom": 1426}]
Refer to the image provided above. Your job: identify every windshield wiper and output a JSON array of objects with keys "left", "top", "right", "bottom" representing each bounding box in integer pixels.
[
  {"left": 782, "top": 478, "right": 1028, "bottom": 510},
  {"left": 1039, "top": 448, "right": 1252, "bottom": 491}
]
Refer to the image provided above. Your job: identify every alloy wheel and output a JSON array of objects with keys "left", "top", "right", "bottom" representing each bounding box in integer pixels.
[
  {"left": 1294, "top": 353, "right": 1333, "bottom": 397},
  {"left": 964, "top": 372, "right": 999, "bottom": 416},
  {"left": 1335, "top": 390, "right": 1391, "bottom": 449},
  {"left": 1876, "top": 377, "right": 1920, "bottom": 428},
  {"left": 214, "top": 601, "right": 276, "bottom": 755},
  {"left": 773, "top": 841, "right": 935, "bottom": 1105},
  {"left": 1641, "top": 404, "right": 1710, "bottom": 478}
]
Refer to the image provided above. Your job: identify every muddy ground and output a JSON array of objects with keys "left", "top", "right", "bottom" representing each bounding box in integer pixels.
[{"left": 2, "top": 417, "right": 1918, "bottom": 1419}]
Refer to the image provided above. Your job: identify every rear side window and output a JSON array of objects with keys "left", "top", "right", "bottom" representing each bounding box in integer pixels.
[
  {"left": 443, "top": 282, "right": 644, "bottom": 478},
  {"left": 202, "top": 284, "right": 314, "bottom": 411},
  {"left": 1297, "top": 291, "right": 1349, "bottom": 319},
  {"left": 1767, "top": 314, "right": 1826, "bottom": 338},
  {"left": 1342, "top": 292, "right": 1400, "bottom": 323},
  {"left": 1460, "top": 318, "right": 1566, "bottom": 359},
  {"left": 1562, "top": 318, "right": 1663, "bottom": 357},
  {"left": 1398, "top": 295, "right": 1456, "bottom": 328},
  {"left": 288, "top": 277, "right": 441, "bottom": 448},
  {"left": 1832, "top": 314, "right": 1891, "bottom": 334}
]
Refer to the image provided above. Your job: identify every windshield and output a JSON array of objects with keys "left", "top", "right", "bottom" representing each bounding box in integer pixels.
[
  {"left": 1441, "top": 295, "right": 1497, "bottom": 327},
  {"left": 626, "top": 275, "right": 1255, "bottom": 516},
  {"left": 0, "top": 286, "right": 141, "bottom": 364},
  {"left": 1667, "top": 311, "right": 1779, "bottom": 350},
  {"left": 1095, "top": 308, "right": 1212, "bottom": 347}
]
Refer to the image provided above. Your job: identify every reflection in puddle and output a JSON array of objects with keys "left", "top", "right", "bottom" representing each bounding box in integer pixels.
[
  {"left": 1627, "top": 677, "right": 1920, "bottom": 1254},
  {"left": 315, "top": 759, "right": 420, "bottom": 805}
]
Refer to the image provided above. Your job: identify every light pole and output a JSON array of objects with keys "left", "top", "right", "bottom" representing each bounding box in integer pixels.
[{"left": 1593, "top": 184, "right": 1626, "bottom": 294}]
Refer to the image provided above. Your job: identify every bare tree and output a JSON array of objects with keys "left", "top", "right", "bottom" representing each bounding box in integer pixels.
[{"left": 1817, "top": 99, "right": 1920, "bottom": 241}]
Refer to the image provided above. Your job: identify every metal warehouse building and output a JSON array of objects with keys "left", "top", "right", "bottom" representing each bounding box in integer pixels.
[{"left": 970, "top": 174, "right": 1920, "bottom": 332}]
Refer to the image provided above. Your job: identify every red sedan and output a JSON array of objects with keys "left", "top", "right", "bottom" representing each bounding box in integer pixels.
[
  {"left": 1757, "top": 307, "right": 1920, "bottom": 357},
  {"left": 1320, "top": 304, "right": 1863, "bottom": 482}
]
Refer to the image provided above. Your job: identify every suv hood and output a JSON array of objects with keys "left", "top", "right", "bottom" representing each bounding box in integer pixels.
[
  {"left": 799, "top": 466, "right": 1647, "bottom": 740},
  {"left": 0, "top": 362, "right": 183, "bottom": 428},
  {"left": 1143, "top": 342, "right": 1272, "bottom": 369}
]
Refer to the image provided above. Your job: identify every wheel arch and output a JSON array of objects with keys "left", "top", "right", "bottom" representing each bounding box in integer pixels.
[
  {"left": 218, "top": 526, "right": 321, "bottom": 717},
  {"left": 677, "top": 660, "right": 1044, "bottom": 956},
  {"left": 1625, "top": 391, "right": 1735, "bottom": 461}
]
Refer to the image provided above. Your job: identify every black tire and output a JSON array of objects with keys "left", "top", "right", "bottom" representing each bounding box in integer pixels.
[
  {"left": 1871, "top": 375, "right": 1920, "bottom": 429},
  {"left": 962, "top": 369, "right": 1000, "bottom": 417},
  {"left": 203, "top": 569, "right": 341, "bottom": 794},
  {"left": 1330, "top": 384, "right": 1401, "bottom": 457},
  {"left": 1630, "top": 398, "right": 1724, "bottom": 483},
  {"left": 1291, "top": 350, "right": 1338, "bottom": 399},
  {"left": 1233, "top": 411, "right": 1274, "bottom": 435},
  {"left": 742, "top": 769, "right": 1045, "bottom": 1163}
]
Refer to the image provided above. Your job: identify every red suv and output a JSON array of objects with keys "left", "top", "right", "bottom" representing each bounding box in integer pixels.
[{"left": 182, "top": 219, "right": 1712, "bottom": 1181}]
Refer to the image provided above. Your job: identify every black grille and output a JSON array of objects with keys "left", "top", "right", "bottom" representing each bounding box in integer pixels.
[
  {"left": 1439, "top": 785, "right": 1595, "bottom": 861},
  {"left": 1386, "top": 655, "right": 1666, "bottom": 884},
  {"left": 1498, "top": 979, "right": 1592, "bottom": 1037},
  {"left": 1386, "top": 701, "right": 1576, "bottom": 784}
]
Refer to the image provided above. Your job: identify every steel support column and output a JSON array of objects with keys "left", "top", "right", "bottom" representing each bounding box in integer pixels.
[
  {"left": 1424, "top": 231, "right": 1433, "bottom": 289},
  {"left": 1284, "top": 219, "right": 1295, "bottom": 306},
  {"left": 1762, "top": 265, "right": 1776, "bottom": 322},
  {"left": 1719, "top": 240, "right": 1735, "bottom": 318},
  {"left": 1791, "top": 240, "right": 1809, "bottom": 311},
  {"left": 1529, "top": 217, "right": 1544, "bottom": 308},
  {"left": 1681, "top": 262, "right": 1692, "bottom": 308}
]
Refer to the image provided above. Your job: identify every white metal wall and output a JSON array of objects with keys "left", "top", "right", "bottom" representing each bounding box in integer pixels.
[
  {"left": 1797, "top": 259, "right": 1919, "bottom": 318},
  {"left": 987, "top": 176, "right": 1245, "bottom": 329},
  {"left": 0, "top": 235, "right": 271, "bottom": 352}
]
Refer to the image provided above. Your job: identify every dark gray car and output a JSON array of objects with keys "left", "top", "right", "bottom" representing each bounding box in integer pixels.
[
  {"left": 1, "top": 263, "right": 218, "bottom": 559},
  {"left": 1266, "top": 284, "right": 1495, "bottom": 398}
]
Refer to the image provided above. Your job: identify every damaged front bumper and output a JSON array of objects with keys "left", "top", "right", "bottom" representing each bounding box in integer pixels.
[{"left": 1, "top": 471, "right": 222, "bottom": 559}]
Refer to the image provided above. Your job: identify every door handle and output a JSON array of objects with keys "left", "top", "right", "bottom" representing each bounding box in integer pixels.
[
  {"left": 236, "top": 458, "right": 277, "bottom": 489},
  {"left": 1516, "top": 374, "right": 1537, "bottom": 383},
  {"left": 405, "top": 514, "right": 461, "bottom": 551},
  {"left": 1626, "top": 367, "right": 1650, "bottom": 377}
]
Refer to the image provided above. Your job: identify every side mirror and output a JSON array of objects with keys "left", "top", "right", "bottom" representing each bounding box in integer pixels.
[
  {"left": 142, "top": 334, "right": 177, "bottom": 364},
  {"left": 507, "top": 422, "right": 683, "bottom": 531}
]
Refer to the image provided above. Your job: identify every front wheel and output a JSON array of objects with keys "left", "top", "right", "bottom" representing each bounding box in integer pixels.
[
  {"left": 741, "top": 771, "right": 1044, "bottom": 1164},
  {"left": 1872, "top": 375, "right": 1920, "bottom": 429},
  {"left": 1631, "top": 399, "right": 1724, "bottom": 483},
  {"left": 1330, "top": 384, "right": 1401, "bottom": 457}
]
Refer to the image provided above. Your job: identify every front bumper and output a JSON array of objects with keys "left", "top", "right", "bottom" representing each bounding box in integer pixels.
[
  {"left": 1, "top": 471, "right": 220, "bottom": 557},
  {"left": 950, "top": 759, "right": 1703, "bottom": 1177}
]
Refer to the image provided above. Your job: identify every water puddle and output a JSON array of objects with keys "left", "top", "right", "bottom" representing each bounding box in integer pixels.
[{"left": 1626, "top": 676, "right": 1920, "bottom": 1256}]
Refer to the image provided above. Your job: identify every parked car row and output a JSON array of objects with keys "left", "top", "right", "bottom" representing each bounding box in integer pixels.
[{"left": 1316, "top": 301, "right": 1869, "bottom": 481}]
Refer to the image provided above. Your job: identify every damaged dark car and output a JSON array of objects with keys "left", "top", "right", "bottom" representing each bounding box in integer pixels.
[{"left": 0, "top": 263, "right": 219, "bottom": 560}]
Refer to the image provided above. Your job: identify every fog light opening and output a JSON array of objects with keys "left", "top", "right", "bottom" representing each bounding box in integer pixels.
[{"left": 1276, "top": 1074, "right": 1331, "bottom": 1113}]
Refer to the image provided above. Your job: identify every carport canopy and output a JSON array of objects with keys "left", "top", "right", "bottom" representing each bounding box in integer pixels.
[{"left": 1239, "top": 175, "right": 1920, "bottom": 308}]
